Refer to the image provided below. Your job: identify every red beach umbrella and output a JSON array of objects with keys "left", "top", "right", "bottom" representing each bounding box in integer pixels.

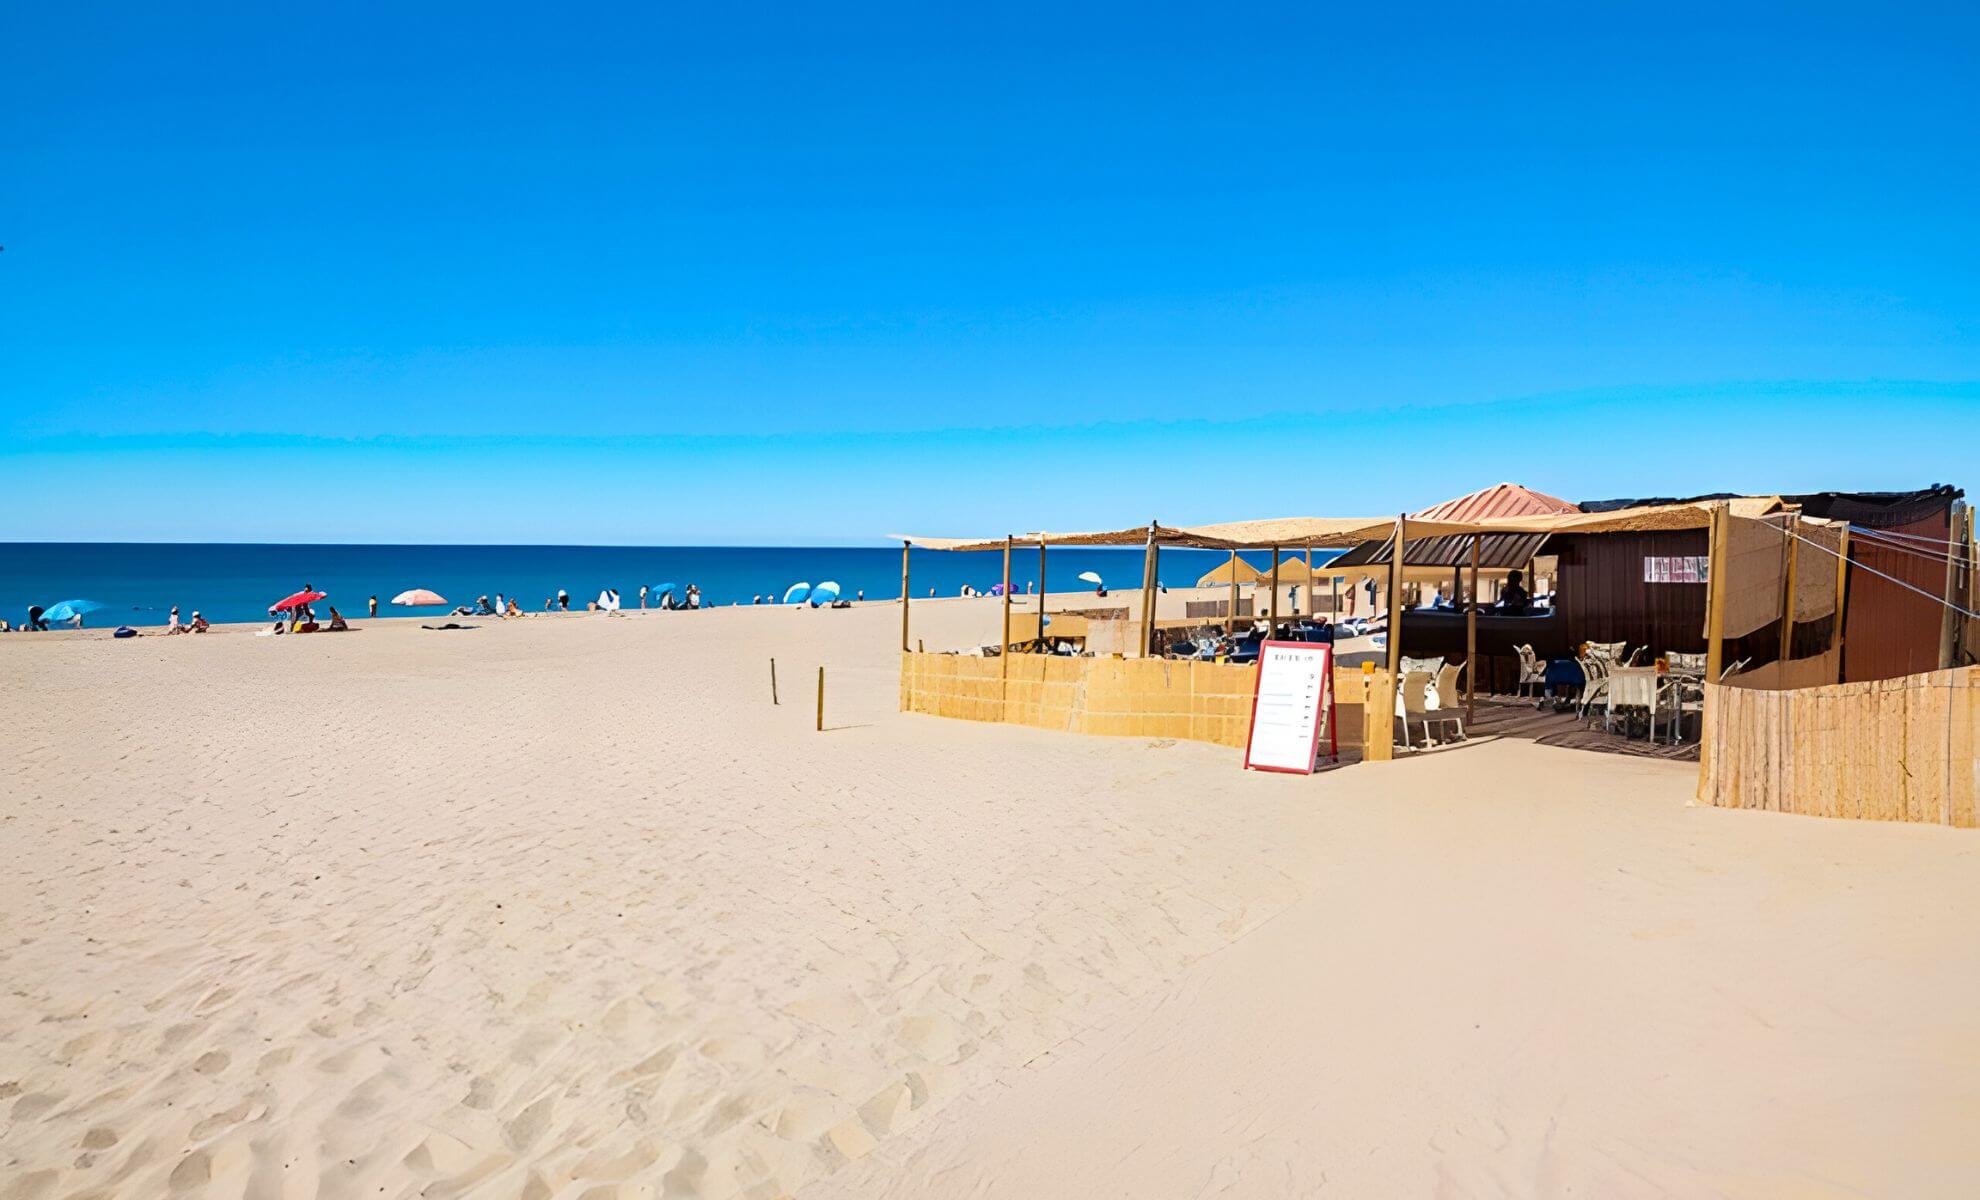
[{"left": 270, "top": 590, "right": 327, "bottom": 613}]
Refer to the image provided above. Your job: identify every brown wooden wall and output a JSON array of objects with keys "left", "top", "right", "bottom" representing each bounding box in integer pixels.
[
  {"left": 1842, "top": 509, "right": 1953, "bottom": 683},
  {"left": 1552, "top": 530, "right": 1711, "bottom": 655}
]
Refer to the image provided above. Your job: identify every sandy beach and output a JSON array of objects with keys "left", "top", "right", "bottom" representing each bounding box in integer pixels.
[{"left": 5, "top": 599, "right": 1979, "bottom": 1198}]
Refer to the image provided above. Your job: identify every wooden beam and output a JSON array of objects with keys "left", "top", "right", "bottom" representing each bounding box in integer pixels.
[
  {"left": 1831, "top": 524, "right": 1851, "bottom": 682},
  {"left": 1386, "top": 515, "right": 1405, "bottom": 750},
  {"left": 900, "top": 541, "right": 911, "bottom": 652},
  {"left": 1303, "top": 545, "right": 1314, "bottom": 615},
  {"left": 1467, "top": 533, "right": 1478, "bottom": 723},
  {"left": 1779, "top": 510, "right": 1800, "bottom": 664},
  {"left": 1705, "top": 504, "right": 1728, "bottom": 682},
  {"left": 1268, "top": 545, "right": 1281, "bottom": 636},
  {"left": 1138, "top": 524, "right": 1158, "bottom": 658},
  {"left": 1037, "top": 537, "right": 1048, "bottom": 651},
  {"left": 1226, "top": 550, "right": 1238, "bottom": 635},
  {"left": 1000, "top": 536, "right": 1013, "bottom": 673},
  {"left": 1941, "top": 501, "right": 1968, "bottom": 670}
]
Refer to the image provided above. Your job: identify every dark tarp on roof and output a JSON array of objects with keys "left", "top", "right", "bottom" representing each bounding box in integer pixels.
[
  {"left": 1784, "top": 485, "right": 1963, "bottom": 527},
  {"left": 1579, "top": 486, "right": 1962, "bottom": 525},
  {"left": 1576, "top": 493, "right": 1741, "bottom": 513},
  {"left": 1328, "top": 531, "right": 1551, "bottom": 570}
]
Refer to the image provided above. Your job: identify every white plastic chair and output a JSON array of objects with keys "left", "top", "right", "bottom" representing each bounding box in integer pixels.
[
  {"left": 1575, "top": 654, "right": 1611, "bottom": 721},
  {"left": 1515, "top": 643, "right": 1545, "bottom": 699},
  {"left": 1433, "top": 662, "right": 1467, "bottom": 742},
  {"left": 1604, "top": 665, "right": 1660, "bottom": 736},
  {"left": 1398, "top": 670, "right": 1461, "bottom": 748}
]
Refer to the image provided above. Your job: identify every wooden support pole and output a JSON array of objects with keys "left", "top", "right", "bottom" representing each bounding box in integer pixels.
[
  {"left": 1831, "top": 525, "right": 1851, "bottom": 681},
  {"left": 1942, "top": 501, "right": 1969, "bottom": 670},
  {"left": 1466, "top": 534, "right": 1479, "bottom": 723},
  {"left": 1000, "top": 537, "right": 1013, "bottom": 670},
  {"left": 1386, "top": 515, "right": 1405, "bottom": 748},
  {"left": 1226, "top": 550, "right": 1239, "bottom": 634},
  {"left": 1705, "top": 504, "right": 1728, "bottom": 682},
  {"left": 1138, "top": 524, "right": 1158, "bottom": 658},
  {"left": 899, "top": 541, "right": 911, "bottom": 652},
  {"left": 816, "top": 666, "right": 825, "bottom": 732},
  {"left": 1037, "top": 538, "right": 1048, "bottom": 651},
  {"left": 1304, "top": 545, "right": 1314, "bottom": 615},
  {"left": 1779, "top": 511, "right": 1800, "bottom": 664},
  {"left": 1268, "top": 545, "right": 1281, "bottom": 636},
  {"left": 770, "top": 657, "right": 779, "bottom": 705}
]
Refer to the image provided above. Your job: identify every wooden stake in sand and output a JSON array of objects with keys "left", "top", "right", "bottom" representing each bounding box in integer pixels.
[
  {"left": 816, "top": 666, "right": 825, "bottom": 732},
  {"left": 770, "top": 658, "right": 779, "bottom": 705}
]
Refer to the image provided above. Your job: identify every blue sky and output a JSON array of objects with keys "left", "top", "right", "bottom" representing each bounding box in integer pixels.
[{"left": 3, "top": 3, "right": 1976, "bottom": 543}]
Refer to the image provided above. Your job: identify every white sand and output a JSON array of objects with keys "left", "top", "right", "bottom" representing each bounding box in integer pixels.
[{"left": 4, "top": 598, "right": 1977, "bottom": 1198}]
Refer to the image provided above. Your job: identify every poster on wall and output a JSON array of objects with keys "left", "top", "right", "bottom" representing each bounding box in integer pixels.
[
  {"left": 1243, "top": 642, "right": 1338, "bottom": 774},
  {"left": 1644, "top": 555, "right": 1710, "bottom": 584}
]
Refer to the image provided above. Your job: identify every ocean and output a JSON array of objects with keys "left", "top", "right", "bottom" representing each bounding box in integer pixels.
[{"left": 0, "top": 542, "right": 1315, "bottom": 628}]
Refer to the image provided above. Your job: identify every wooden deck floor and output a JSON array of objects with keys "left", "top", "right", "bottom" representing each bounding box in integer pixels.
[{"left": 1404, "top": 696, "right": 1701, "bottom": 762}]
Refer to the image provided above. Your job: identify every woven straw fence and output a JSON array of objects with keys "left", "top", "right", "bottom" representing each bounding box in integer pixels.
[
  {"left": 900, "top": 652, "right": 1385, "bottom": 755},
  {"left": 1698, "top": 666, "right": 1980, "bottom": 826}
]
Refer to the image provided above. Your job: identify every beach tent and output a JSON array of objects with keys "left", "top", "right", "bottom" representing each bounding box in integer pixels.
[
  {"left": 810, "top": 581, "right": 841, "bottom": 607},
  {"left": 1195, "top": 558, "right": 1263, "bottom": 588},
  {"left": 782, "top": 582, "right": 812, "bottom": 605}
]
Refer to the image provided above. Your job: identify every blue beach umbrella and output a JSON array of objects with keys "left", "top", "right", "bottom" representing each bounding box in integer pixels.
[
  {"left": 810, "top": 581, "right": 841, "bottom": 607},
  {"left": 649, "top": 582, "right": 678, "bottom": 602},
  {"left": 782, "top": 582, "right": 812, "bottom": 606},
  {"left": 42, "top": 599, "right": 106, "bottom": 625}
]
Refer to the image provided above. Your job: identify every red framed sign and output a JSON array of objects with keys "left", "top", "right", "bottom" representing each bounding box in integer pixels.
[{"left": 1242, "top": 641, "right": 1338, "bottom": 774}]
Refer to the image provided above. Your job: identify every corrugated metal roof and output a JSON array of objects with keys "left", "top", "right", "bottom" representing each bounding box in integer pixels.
[
  {"left": 1413, "top": 483, "right": 1579, "bottom": 522},
  {"left": 1329, "top": 531, "right": 1552, "bottom": 570}
]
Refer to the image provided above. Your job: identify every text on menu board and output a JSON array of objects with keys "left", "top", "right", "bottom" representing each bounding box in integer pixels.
[{"left": 1243, "top": 642, "right": 1337, "bottom": 774}]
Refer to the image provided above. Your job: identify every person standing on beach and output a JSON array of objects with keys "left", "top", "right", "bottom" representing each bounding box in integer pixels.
[
  {"left": 639, "top": 584, "right": 648, "bottom": 610},
  {"left": 368, "top": 594, "right": 378, "bottom": 618},
  {"left": 167, "top": 606, "right": 182, "bottom": 633},
  {"left": 558, "top": 588, "right": 570, "bottom": 611}
]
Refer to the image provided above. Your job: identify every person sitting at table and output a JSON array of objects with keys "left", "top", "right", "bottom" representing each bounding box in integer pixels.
[{"left": 1498, "top": 570, "right": 1532, "bottom": 613}]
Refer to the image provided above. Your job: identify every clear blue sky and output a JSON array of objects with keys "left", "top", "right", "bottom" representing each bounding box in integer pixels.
[{"left": 3, "top": 3, "right": 1975, "bottom": 543}]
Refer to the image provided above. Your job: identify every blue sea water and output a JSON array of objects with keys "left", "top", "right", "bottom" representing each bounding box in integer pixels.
[{"left": 0, "top": 543, "right": 1295, "bottom": 628}]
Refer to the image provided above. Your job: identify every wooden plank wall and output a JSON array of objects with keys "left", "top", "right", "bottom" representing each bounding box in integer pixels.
[
  {"left": 1698, "top": 666, "right": 1979, "bottom": 826},
  {"left": 901, "top": 652, "right": 1389, "bottom": 760}
]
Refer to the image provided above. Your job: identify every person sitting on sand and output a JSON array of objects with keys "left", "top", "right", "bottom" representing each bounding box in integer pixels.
[
  {"left": 166, "top": 606, "right": 183, "bottom": 633},
  {"left": 506, "top": 597, "right": 521, "bottom": 617},
  {"left": 327, "top": 606, "right": 349, "bottom": 631},
  {"left": 189, "top": 611, "right": 209, "bottom": 633}
]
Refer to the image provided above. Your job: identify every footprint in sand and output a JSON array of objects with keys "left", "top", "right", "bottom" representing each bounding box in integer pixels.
[{"left": 192, "top": 1049, "right": 230, "bottom": 1075}]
